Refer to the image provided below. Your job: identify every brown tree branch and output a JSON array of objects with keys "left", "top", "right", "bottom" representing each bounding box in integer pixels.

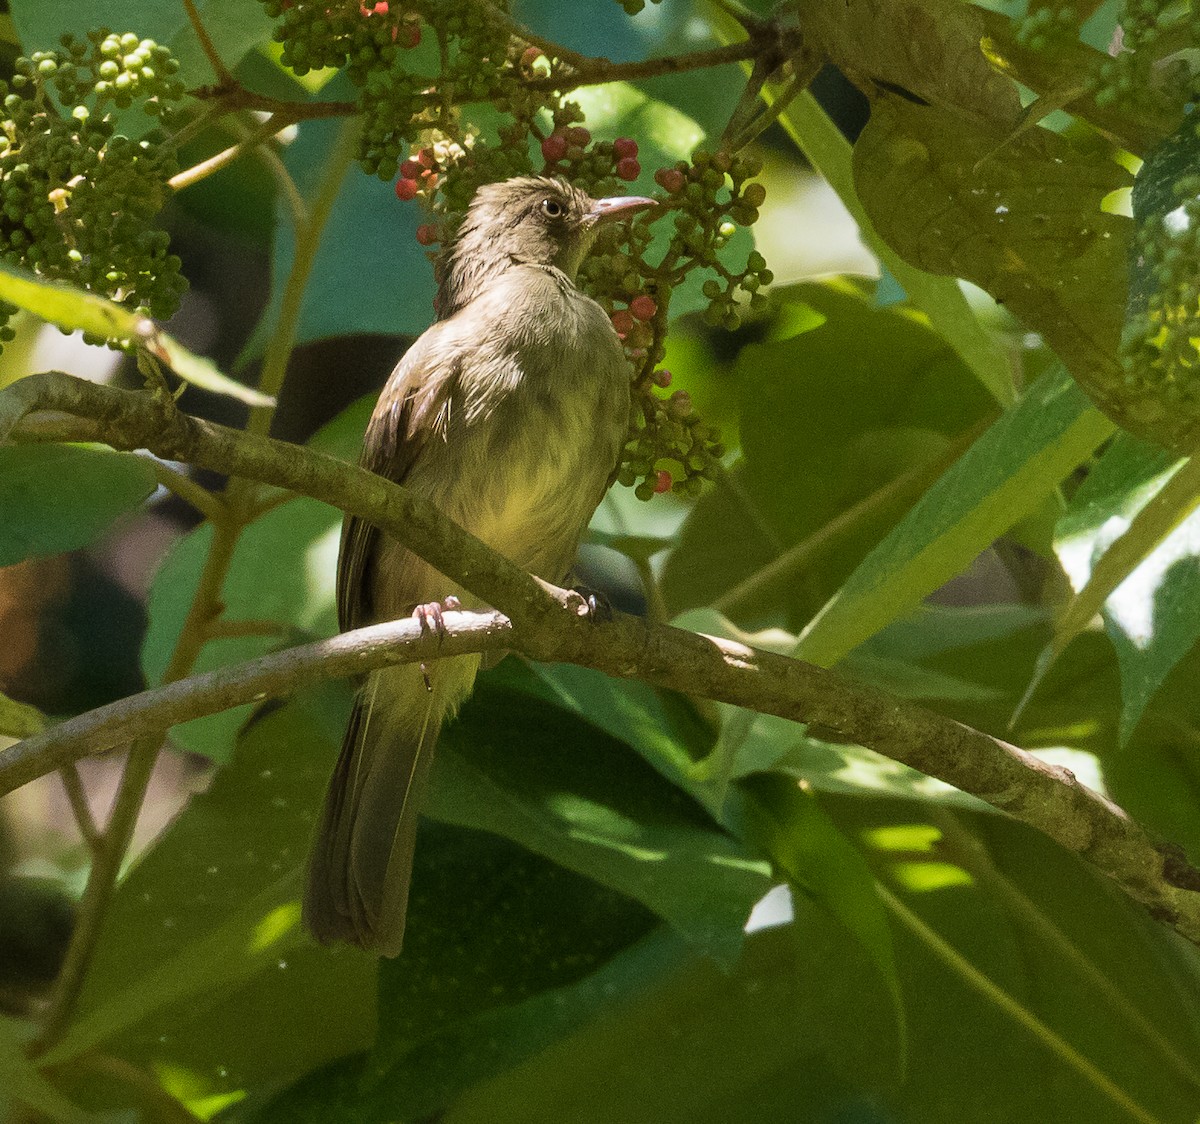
[{"left": 4, "top": 372, "right": 1200, "bottom": 946}]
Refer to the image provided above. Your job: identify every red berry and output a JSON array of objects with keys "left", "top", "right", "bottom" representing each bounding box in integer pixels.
[
  {"left": 611, "top": 309, "right": 634, "bottom": 338},
  {"left": 400, "top": 158, "right": 422, "bottom": 179},
  {"left": 416, "top": 148, "right": 433, "bottom": 168},
  {"left": 415, "top": 224, "right": 439, "bottom": 246},
  {"left": 521, "top": 46, "right": 542, "bottom": 68},
  {"left": 566, "top": 126, "right": 591, "bottom": 147},
  {"left": 654, "top": 167, "right": 685, "bottom": 194},
  {"left": 613, "top": 137, "right": 638, "bottom": 160},
  {"left": 360, "top": 1, "right": 388, "bottom": 14},
  {"left": 629, "top": 294, "right": 656, "bottom": 321},
  {"left": 394, "top": 177, "right": 418, "bottom": 200},
  {"left": 654, "top": 470, "right": 672, "bottom": 494},
  {"left": 541, "top": 134, "right": 568, "bottom": 162},
  {"left": 616, "top": 157, "right": 641, "bottom": 181},
  {"left": 653, "top": 368, "right": 672, "bottom": 387}
]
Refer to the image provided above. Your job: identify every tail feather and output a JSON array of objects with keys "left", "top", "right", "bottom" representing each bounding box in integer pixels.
[{"left": 303, "top": 655, "right": 479, "bottom": 956}]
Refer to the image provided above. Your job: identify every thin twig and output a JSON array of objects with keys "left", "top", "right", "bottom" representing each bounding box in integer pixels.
[
  {"left": 182, "top": 0, "right": 234, "bottom": 86},
  {"left": 57, "top": 763, "right": 100, "bottom": 855},
  {"left": 477, "top": 0, "right": 592, "bottom": 69},
  {"left": 167, "top": 111, "right": 302, "bottom": 195},
  {"left": 150, "top": 460, "right": 227, "bottom": 524},
  {"left": 523, "top": 36, "right": 793, "bottom": 94},
  {"left": 204, "top": 618, "right": 288, "bottom": 640}
]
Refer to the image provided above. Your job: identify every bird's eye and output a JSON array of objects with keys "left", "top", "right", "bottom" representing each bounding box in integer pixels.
[{"left": 540, "top": 197, "right": 565, "bottom": 218}]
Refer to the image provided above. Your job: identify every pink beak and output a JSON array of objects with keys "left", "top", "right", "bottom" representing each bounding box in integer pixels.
[{"left": 588, "top": 195, "right": 656, "bottom": 223}]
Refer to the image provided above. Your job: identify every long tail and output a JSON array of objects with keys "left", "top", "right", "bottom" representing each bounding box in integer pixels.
[{"left": 303, "top": 654, "right": 479, "bottom": 956}]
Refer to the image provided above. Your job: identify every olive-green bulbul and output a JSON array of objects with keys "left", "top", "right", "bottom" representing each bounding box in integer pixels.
[{"left": 304, "top": 176, "right": 654, "bottom": 956}]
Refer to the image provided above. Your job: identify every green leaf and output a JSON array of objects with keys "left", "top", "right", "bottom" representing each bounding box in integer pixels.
[
  {"left": 661, "top": 279, "right": 994, "bottom": 624},
  {"left": 0, "top": 261, "right": 273, "bottom": 406},
  {"left": 368, "top": 828, "right": 656, "bottom": 1108},
  {"left": 741, "top": 773, "right": 906, "bottom": 1064},
  {"left": 0, "top": 260, "right": 141, "bottom": 340},
  {"left": 0, "top": 444, "right": 156, "bottom": 566},
  {"left": 150, "top": 333, "right": 276, "bottom": 407},
  {"left": 43, "top": 689, "right": 376, "bottom": 1090},
  {"left": 141, "top": 495, "right": 341, "bottom": 761},
  {"left": 796, "top": 365, "right": 1114, "bottom": 668},
  {"left": 0, "top": 691, "right": 46, "bottom": 739},
  {"left": 852, "top": 98, "right": 1136, "bottom": 438},
  {"left": 255, "top": 921, "right": 671, "bottom": 1124},
  {"left": 776, "top": 91, "right": 1016, "bottom": 406},
  {"left": 0, "top": 1016, "right": 96, "bottom": 1124},
  {"left": 440, "top": 916, "right": 898, "bottom": 1124},
  {"left": 805, "top": 0, "right": 1022, "bottom": 121},
  {"left": 432, "top": 678, "right": 771, "bottom": 965},
  {"left": 1054, "top": 434, "right": 1200, "bottom": 745}
]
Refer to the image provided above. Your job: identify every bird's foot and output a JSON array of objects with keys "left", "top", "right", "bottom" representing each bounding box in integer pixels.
[
  {"left": 414, "top": 596, "right": 462, "bottom": 691},
  {"left": 568, "top": 585, "right": 613, "bottom": 623}
]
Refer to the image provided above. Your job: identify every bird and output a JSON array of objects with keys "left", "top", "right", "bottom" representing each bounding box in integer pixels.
[{"left": 303, "top": 175, "right": 655, "bottom": 956}]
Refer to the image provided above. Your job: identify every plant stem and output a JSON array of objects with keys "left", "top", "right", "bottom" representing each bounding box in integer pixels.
[
  {"left": 58, "top": 764, "right": 100, "bottom": 855},
  {"left": 244, "top": 116, "right": 360, "bottom": 440}
]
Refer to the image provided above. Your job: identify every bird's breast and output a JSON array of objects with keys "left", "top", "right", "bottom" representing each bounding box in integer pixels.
[{"left": 413, "top": 288, "right": 629, "bottom": 582}]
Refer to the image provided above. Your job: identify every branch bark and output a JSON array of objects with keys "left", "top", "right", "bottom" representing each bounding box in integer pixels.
[{"left": 4, "top": 372, "right": 1200, "bottom": 946}]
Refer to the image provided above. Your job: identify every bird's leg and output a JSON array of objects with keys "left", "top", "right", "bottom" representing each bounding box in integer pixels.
[
  {"left": 413, "top": 595, "right": 462, "bottom": 691},
  {"left": 567, "top": 584, "right": 613, "bottom": 624}
]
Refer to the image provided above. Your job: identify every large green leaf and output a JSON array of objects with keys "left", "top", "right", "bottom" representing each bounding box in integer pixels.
[
  {"left": 432, "top": 676, "right": 771, "bottom": 965},
  {"left": 853, "top": 98, "right": 1135, "bottom": 439},
  {"left": 777, "top": 91, "right": 1016, "bottom": 407},
  {"left": 0, "top": 444, "right": 156, "bottom": 567},
  {"left": 796, "top": 365, "right": 1113, "bottom": 668},
  {"left": 661, "top": 279, "right": 994, "bottom": 625},
  {"left": 442, "top": 911, "right": 899, "bottom": 1124},
  {"left": 1054, "top": 434, "right": 1200, "bottom": 745},
  {"left": 805, "top": 0, "right": 1022, "bottom": 123},
  {"left": 742, "top": 773, "right": 905, "bottom": 1059},
  {"left": 255, "top": 914, "right": 668, "bottom": 1124}
]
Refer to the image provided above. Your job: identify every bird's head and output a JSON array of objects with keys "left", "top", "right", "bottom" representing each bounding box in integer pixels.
[{"left": 437, "top": 176, "right": 654, "bottom": 316}]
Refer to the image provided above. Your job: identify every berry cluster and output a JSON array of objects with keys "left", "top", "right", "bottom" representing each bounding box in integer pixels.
[
  {"left": 0, "top": 32, "right": 187, "bottom": 348},
  {"left": 1121, "top": 141, "right": 1200, "bottom": 430},
  {"left": 1014, "top": 0, "right": 1200, "bottom": 117},
  {"left": 1013, "top": 3, "right": 1083, "bottom": 52},
  {"left": 262, "top": 0, "right": 517, "bottom": 180},
  {"left": 1095, "top": 0, "right": 1199, "bottom": 112}
]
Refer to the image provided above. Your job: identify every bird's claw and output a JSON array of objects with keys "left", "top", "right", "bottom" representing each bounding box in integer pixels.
[
  {"left": 568, "top": 585, "right": 612, "bottom": 623},
  {"left": 413, "top": 596, "right": 462, "bottom": 691}
]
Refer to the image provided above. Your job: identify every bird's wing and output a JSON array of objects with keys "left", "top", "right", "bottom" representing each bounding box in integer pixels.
[{"left": 337, "top": 325, "right": 461, "bottom": 630}]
